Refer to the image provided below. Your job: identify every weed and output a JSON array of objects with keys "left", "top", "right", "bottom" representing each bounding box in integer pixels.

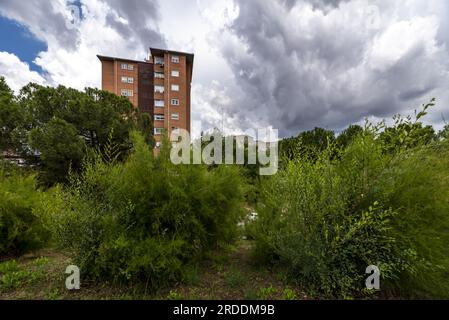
[
  {"left": 0, "top": 260, "right": 20, "bottom": 274},
  {"left": 224, "top": 269, "right": 247, "bottom": 288},
  {"left": 47, "top": 288, "right": 61, "bottom": 300},
  {"left": 282, "top": 288, "right": 296, "bottom": 300},
  {"left": 0, "top": 270, "right": 29, "bottom": 291},
  {"left": 257, "top": 284, "right": 277, "bottom": 300},
  {"left": 167, "top": 290, "right": 183, "bottom": 300}
]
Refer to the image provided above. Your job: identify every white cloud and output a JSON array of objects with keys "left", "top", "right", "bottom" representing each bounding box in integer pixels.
[
  {"left": 0, "top": 0, "right": 165, "bottom": 90},
  {"left": 1, "top": 0, "right": 449, "bottom": 137},
  {"left": 0, "top": 51, "right": 45, "bottom": 92}
]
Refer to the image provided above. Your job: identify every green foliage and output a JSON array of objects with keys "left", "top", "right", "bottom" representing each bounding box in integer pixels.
[
  {"left": 0, "top": 270, "right": 29, "bottom": 291},
  {"left": 336, "top": 125, "right": 364, "bottom": 149},
  {"left": 252, "top": 103, "right": 449, "bottom": 298},
  {"left": 439, "top": 124, "right": 449, "bottom": 140},
  {"left": 257, "top": 284, "right": 277, "bottom": 300},
  {"left": 374, "top": 142, "right": 449, "bottom": 297},
  {"left": 167, "top": 290, "right": 183, "bottom": 300},
  {"left": 280, "top": 127, "right": 335, "bottom": 162},
  {"left": 251, "top": 140, "right": 404, "bottom": 297},
  {"left": 41, "top": 131, "right": 245, "bottom": 290},
  {"left": 0, "top": 258, "right": 47, "bottom": 292},
  {"left": 0, "top": 77, "right": 22, "bottom": 151},
  {"left": 29, "top": 118, "right": 86, "bottom": 184},
  {"left": 282, "top": 288, "right": 296, "bottom": 300},
  {"left": 0, "top": 165, "right": 49, "bottom": 256},
  {"left": 378, "top": 99, "right": 436, "bottom": 153},
  {"left": 0, "top": 81, "right": 154, "bottom": 184},
  {"left": 224, "top": 268, "right": 247, "bottom": 288},
  {"left": 0, "top": 260, "right": 20, "bottom": 274}
]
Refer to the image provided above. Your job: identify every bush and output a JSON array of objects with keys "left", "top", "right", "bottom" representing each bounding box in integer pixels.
[
  {"left": 374, "top": 141, "right": 449, "bottom": 297},
  {"left": 0, "top": 163, "right": 49, "bottom": 256},
  {"left": 251, "top": 131, "right": 449, "bottom": 298},
  {"left": 42, "top": 132, "right": 245, "bottom": 289}
]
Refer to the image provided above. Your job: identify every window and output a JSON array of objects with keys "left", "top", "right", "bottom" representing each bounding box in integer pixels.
[
  {"left": 171, "top": 99, "right": 179, "bottom": 106},
  {"left": 154, "top": 85, "right": 164, "bottom": 93},
  {"left": 154, "top": 56, "right": 164, "bottom": 65},
  {"left": 120, "top": 89, "right": 133, "bottom": 97},
  {"left": 171, "top": 84, "right": 179, "bottom": 92},
  {"left": 154, "top": 72, "right": 164, "bottom": 79},
  {"left": 171, "top": 70, "right": 179, "bottom": 77},
  {"left": 171, "top": 113, "right": 179, "bottom": 120},
  {"left": 122, "top": 76, "right": 133, "bottom": 83},
  {"left": 127, "top": 64, "right": 134, "bottom": 71},
  {"left": 121, "top": 63, "right": 127, "bottom": 70},
  {"left": 154, "top": 128, "right": 164, "bottom": 135},
  {"left": 154, "top": 114, "right": 165, "bottom": 121},
  {"left": 171, "top": 55, "right": 179, "bottom": 63},
  {"left": 155, "top": 100, "right": 164, "bottom": 107}
]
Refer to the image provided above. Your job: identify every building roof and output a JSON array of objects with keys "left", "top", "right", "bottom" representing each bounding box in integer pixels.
[
  {"left": 96, "top": 54, "right": 150, "bottom": 64},
  {"left": 150, "top": 47, "right": 194, "bottom": 64}
]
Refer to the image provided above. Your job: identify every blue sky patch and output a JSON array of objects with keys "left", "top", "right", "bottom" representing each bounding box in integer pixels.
[{"left": 0, "top": 16, "right": 47, "bottom": 74}]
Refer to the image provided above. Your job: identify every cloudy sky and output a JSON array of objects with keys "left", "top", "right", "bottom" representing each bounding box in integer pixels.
[{"left": 1, "top": 0, "right": 449, "bottom": 138}]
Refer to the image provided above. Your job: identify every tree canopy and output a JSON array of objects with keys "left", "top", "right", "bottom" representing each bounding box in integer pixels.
[{"left": 0, "top": 77, "right": 154, "bottom": 184}]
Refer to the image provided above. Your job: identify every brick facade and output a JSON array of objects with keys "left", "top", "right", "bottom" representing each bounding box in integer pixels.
[{"left": 98, "top": 48, "right": 194, "bottom": 146}]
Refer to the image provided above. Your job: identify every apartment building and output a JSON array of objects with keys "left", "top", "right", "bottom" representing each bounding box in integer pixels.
[{"left": 97, "top": 48, "right": 194, "bottom": 146}]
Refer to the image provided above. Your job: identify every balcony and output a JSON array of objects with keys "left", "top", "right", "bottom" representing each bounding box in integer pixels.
[
  {"left": 154, "top": 57, "right": 165, "bottom": 66},
  {"left": 154, "top": 85, "right": 165, "bottom": 94}
]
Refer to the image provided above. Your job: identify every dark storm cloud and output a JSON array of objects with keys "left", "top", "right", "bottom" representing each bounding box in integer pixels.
[
  {"left": 104, "top": 0, "right": 165, "bottom": 49},
  {"left": 218, "top": 0, "right": 449, "bottom": 137}
]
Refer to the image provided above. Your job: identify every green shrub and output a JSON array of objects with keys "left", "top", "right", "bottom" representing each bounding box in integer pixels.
[
  {"left": 42, "top": 132, "right": 245, "bottom": 290},
  {"left": 374, "top": 141, "right": 449, "bottom": 297},
  {"left": 251, "top": 131, "right": 449, "bottom": 298},
  {"left": 0, "top": 164, "right": 49, "bottom": 256}
]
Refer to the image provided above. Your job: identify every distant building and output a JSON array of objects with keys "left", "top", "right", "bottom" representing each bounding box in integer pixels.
[{"left": 97, "top": 48, "right": 194, "bottom": 147}]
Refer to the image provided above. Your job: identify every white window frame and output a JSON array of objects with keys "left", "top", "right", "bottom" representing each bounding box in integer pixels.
[
  {"left": 127, "top": 64, "right": 134, "bottom": 71},
  {"left": 121, "top": 63, "right": 127, "bottom": 70},
  {"left": 127, "top": 77, "right": 134, "bottom": 84},
  {"left": 154, "top": 85, "right": 164, "bottom": 93},
  {"left": 171, "top": 55, "right": 180, "bottom": 63},
  {"left": 121, "top": 76, "right": 127, "bottom": 83},
  {"left": 121, "top": 89, "right": 127, "bottom": 96},
  {"left": 154, "top": 128, "right": 164, "bottom": 135},
  {"left": 127, "top": 89, "right": 133, "bottom": 97},
  {"left": 154, "top": 114, "right": 165, "bottom": 121},
  {"left": 171, "top": 99, "right": 179, "bottom": 106},
  {"left": 155, "top": 100, "right": 164, "bottom": 107},
  {"left": 154, "top": 72, "right": 164, "bottom": 79},
  {"left": 171, "top": 84, "right": 179, "bottom": 92},
  {"left": 171, "top": 113, "right": 179, "bottom": 120},
  {"left": 171, "top": 70, "right": 179, "bottom": 77}
]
